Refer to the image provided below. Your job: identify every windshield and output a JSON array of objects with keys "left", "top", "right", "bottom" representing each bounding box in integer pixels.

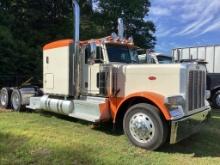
[
  {"left": 157, "top": 55, "right": 172, "bottom": 64},
  {"left": 106, "top": 44, "right": 138, "bottom": 63}
]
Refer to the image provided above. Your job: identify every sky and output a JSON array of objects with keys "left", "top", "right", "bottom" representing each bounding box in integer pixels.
[{"left": 147, "top": 0, "right": 220, "bottom": 55}]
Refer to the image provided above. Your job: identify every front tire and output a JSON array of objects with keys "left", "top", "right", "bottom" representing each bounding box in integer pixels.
[
  {"left": 0, "top": 88, "right": 12, "bottom": 109},
  {"left": 123, "top": 103, "right": 168, "bottom": 150}
]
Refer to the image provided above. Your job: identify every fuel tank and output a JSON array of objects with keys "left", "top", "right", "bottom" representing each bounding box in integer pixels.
[{"left": 40, "top": 95, "right": 74, "bottom": 115}]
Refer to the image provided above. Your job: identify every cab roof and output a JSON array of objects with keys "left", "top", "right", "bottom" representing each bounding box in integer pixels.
[{"left": 43, "top": 36, "right": 135, "bottom": 50}]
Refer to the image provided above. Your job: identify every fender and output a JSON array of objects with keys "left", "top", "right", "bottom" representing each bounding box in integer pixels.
[
  {"left": 211, "top": 85, "right": 220, "bottom": 92},
  {"left": 111, "top": 92, "right": 171, "bottom": 122}
]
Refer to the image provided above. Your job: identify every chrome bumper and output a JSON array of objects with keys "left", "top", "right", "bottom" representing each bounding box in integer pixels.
[{"left": 170, "top": 107, "right": 211, "bottom": 144}]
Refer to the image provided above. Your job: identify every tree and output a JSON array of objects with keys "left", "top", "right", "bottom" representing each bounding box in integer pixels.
[
  {"left": 94, "top": 0, "right": 156, "bottom": 49},
  {"left": 0, "top": 0, "right": 94, "bottom": 85},
  {"left": 0, "top": 0, "right": 156, "bottom": 86}
]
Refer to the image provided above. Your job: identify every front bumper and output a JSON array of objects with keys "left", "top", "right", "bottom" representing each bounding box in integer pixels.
[{"left": 170, "top": 107, "right": 211, "bottom": 144}]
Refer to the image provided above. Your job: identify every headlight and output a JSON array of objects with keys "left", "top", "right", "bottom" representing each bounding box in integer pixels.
[
  {"left": 165, "top": 95, "right": 185, "bottom": 119},
  {"left": 165, "top": 95, "right": 185, "bottom": 106}
]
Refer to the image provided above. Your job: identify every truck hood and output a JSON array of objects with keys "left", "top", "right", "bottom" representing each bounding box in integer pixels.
[{"left": 112, "top": 63, "right": 189, "bottom": 97}]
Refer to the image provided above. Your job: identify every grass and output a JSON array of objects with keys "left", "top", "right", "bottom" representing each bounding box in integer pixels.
[{"left": 0, "top": 109, "right": 220, "bottom": 165}]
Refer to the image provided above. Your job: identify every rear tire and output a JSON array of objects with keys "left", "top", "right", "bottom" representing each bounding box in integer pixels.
[
  {"left": 212, "top": 90, "right": 220, "bottom": 109},
  {"left": 123, "top": 103, "right": 168, "bottom": 150},
  {"left": 0, "top": 88, "right": 12, "bottom": 109},
  {"left": 11, "top": 89, "right": 24, "bottom": 111}
]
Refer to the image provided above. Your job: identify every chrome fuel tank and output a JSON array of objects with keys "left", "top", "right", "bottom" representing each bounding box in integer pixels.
[{"left": 40, "top": 96, "right": 74, "bottom": 115}]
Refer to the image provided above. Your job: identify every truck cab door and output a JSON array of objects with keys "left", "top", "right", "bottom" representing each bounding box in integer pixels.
[
  {"left": 82, "top": 45, "right": 104, "bottom": 95},
  {"left": 89, "top": 63, "right": 100, "bottom": 95}
]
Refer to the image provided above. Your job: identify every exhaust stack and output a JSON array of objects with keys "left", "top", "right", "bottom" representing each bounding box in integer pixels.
[
  {"left": 72, "top": 0, "right": 80, "bottom": 97},
  {"left": 118, "top": 18, "right": 124, "bottom": 40}
]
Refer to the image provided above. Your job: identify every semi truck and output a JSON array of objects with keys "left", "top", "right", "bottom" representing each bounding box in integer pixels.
[
  {"left": 0, "top": 0, "right": 211, "bottom": 150},
  {"left": 173, "top": 45, "right": 220, "bottom": 109}
]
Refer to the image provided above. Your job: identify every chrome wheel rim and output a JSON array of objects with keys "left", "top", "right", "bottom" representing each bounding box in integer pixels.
[
  {"left": 12, "top": 93, "right": 20, "bottom": 110},
  {"left": 129, "top": 113, "right": 155, "bottom": 143},
  {"left": 0, "top": 90, "right": 7, "bottom": 106},
  {"left": 216, "top": 94, "right": 220, "bottom": 107}
]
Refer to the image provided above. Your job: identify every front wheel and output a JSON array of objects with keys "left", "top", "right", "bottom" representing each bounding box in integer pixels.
[{"left": 123, "top": 103, "right": 168, "bottom": 150}]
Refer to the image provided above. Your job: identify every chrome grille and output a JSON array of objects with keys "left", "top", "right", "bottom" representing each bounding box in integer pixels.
[{"left": 188, "top": 70, "right": 206, "bottom": 111}]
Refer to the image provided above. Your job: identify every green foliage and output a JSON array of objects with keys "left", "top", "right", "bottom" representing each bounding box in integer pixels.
[
  {"left": 96, "top": 0, "right": 156, "bottom": 49},
  {"left": 0, "top": 0, "right": 156, "bottom": 82},
  {"left": 0, "top": 0, "right": 74, "bottom": 80}
]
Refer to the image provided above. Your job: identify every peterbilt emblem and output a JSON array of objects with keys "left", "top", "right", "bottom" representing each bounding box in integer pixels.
[{"left": 148, "top": 76, "right": 157, "bottom": 80}]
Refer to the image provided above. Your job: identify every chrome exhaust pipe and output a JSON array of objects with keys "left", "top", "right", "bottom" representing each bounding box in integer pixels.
[
  {"left": 73, "top": 0, "right": 80, "bottom": 46},
  {"left": 72, "top": 0, "right": 80, "bottom": 97},
  {"left": 118, "top": 18, "right": 124, "bottom": 40}
]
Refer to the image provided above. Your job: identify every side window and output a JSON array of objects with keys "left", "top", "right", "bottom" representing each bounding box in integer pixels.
[
  {"left": 151, "top": 58, "right": 156, "bottom": 64},
  {"left": 85, "top": 46, "right": 103, "bottom": 64},
  {"left": 95, "top": 47, "right": 103, "bottom": 63},
  {"left": 85, "top": 46, "right": 89, "bottom": 64},
  {"left": 146, "top": 55, "right": 156, "bottom": 64}
]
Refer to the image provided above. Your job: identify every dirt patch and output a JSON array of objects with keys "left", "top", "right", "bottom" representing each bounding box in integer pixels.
[{"left": 0, "top": 108, "right": 12, "bottom": 112}]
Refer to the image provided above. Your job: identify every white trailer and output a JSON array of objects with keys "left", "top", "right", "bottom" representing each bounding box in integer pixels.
[{"left": 173, "top": 45, "right": 220, "bottom": 108}]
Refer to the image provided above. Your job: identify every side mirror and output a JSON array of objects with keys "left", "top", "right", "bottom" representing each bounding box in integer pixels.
[
  {"left": 146, "top": 54, "right": 152, "bottom": 63},
  {"left": 90, "top": 43, "right": 97, "bottom": 59},
  {"left": 177, "top": 49, "right": 181, "bottom": 62},
  {"left": 86, "top": 43, "right": 97, "bottom": 65}
]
